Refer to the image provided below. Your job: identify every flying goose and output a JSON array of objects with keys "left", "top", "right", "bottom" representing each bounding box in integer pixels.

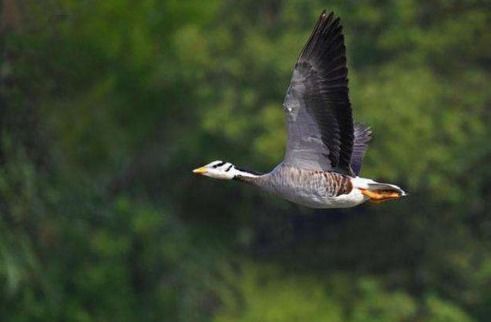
[{"left": 193, "top": 10, "right": 406, "bottom": 208}]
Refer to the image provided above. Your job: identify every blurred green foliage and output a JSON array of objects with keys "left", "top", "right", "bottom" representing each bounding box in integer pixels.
[{"left": 0, "top": 0, "right": 490, "bottom": 321}]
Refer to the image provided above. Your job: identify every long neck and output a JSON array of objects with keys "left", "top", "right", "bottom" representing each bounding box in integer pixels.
[{"left": 232, "top": 167, "right": 263, "bottom": 185}]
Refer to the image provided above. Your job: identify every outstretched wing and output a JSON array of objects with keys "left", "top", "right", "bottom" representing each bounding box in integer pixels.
[
  {"left": 283, "top": 11, "right": 354, "bottom": 175},
  {"left": 351, "top": 123, "right": 372, "bottom": 175}
]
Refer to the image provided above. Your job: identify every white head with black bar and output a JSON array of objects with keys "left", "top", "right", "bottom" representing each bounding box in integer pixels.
[{"left": 193, "top": 160, "right": 260, "bottom": 180}]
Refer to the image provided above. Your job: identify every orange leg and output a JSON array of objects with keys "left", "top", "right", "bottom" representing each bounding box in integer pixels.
[{"left": 360, "top": 189, "right": 401, "bottom": 203}]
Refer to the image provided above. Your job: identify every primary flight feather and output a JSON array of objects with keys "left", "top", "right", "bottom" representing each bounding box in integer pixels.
[{"left": 193, "top": 10, "right": 406, "bottom": 208}]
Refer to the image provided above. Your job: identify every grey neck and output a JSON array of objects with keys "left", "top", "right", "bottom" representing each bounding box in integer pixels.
[{"left": 233, "top": 167, "right": 263, "bottom": 185}]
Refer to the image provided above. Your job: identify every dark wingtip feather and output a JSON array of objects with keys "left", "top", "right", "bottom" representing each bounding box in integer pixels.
[
  {"left": 299, "top": 10, "right": 337, "bottom": 60},
  {"left": 320, "top": 9, "right": 331, "bottom": 19}
]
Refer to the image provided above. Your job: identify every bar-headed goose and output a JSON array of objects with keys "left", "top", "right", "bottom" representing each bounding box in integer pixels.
[{"left": 193, "top": 10, "right": 406, "bottom": 208}]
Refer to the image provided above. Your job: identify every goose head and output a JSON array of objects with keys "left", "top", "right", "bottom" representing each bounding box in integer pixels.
[{"left": 193, "top": 160, "right": 236, "bottom": 180}]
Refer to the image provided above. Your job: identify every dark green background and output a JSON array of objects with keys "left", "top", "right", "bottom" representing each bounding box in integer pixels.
[{"left": 1, "top": 0, "right": 490, "bottom": 321}]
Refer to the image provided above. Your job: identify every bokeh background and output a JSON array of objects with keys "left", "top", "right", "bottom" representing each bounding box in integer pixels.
[{"left": 1, "top": 0, "right": 490, "bottom": 321}]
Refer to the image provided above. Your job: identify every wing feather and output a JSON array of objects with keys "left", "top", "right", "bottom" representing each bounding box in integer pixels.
[
  {"left": 351, "top": 123, "right": 372, "bottom": 175},
  {"left": 283, "top": 11, "right": 354, "bottom": 175}
]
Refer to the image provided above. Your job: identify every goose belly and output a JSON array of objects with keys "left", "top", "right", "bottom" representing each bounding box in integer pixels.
[
  {"left": 262, "top": 169, "right": 368, "bottom": 208},
  {"left": 277, "top": 186, "right": 367, "bottom": 208}
]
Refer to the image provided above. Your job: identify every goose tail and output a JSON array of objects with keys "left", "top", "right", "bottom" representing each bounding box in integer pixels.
[{"left": 352, "top": 177, "right": 406, "bottom": 203}]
